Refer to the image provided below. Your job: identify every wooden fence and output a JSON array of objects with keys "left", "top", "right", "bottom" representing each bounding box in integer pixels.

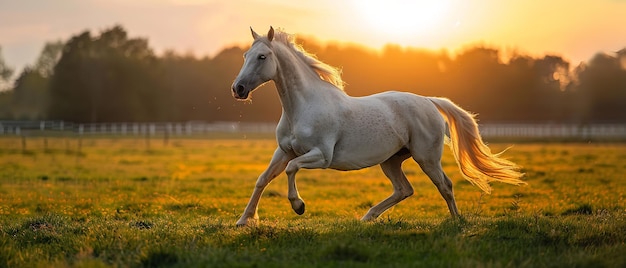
[{"left": 1, "top": 121, "right": 625, "bottom": 141}]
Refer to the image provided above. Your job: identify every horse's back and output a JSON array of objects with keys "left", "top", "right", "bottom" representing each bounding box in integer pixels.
[
  {"left": 359, "top": 91, "right": 448, "bottom": 156},
  {"left": 356, "top": 91, "right": 445, "bottom": 132}
]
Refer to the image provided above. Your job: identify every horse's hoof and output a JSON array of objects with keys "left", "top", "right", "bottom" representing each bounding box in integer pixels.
[
  {"left": 291, "top": 200, "right": 305, "bottom": 215},
  {"left": 360, "top": 215, "right": 377, "bottom": 222},
  {"left": 295, "top": 203, "right": 305, "bottom": 215},
  {"left": 236, "top": 218, "right": 251, "bottom": 227},
  {"left": 236, "top": 214, "right": 259, "bottom": 227}
]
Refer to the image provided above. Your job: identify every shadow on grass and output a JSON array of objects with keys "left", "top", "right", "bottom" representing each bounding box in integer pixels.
[
  {"left": 2, "top": 209, "right": 626, "bottom": 267},
  {"left": 224, "top": 210, "right": 626, "bottom": 267}
]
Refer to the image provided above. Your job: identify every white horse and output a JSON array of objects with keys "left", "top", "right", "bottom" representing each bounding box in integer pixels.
[{"left": 231, "top": 27, "right": 525, "bottom": 226}]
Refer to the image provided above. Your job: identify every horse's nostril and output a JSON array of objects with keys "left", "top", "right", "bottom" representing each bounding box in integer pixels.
[{"left": 237, "top": 84, "right": 245, "bottom": 94}]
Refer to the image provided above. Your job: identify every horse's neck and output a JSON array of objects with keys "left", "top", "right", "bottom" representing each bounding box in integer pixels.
[{"left": 273, "top": 45, "right": 326, "bottom": 114}]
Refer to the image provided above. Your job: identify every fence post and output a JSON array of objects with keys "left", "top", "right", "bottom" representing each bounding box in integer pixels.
[
  {"left": 164, "top": 123, "right": 172, "bottom": 146},
  {"left": 133, "top": 123, "right": 139, "bottom": 136},
  {"left": 145, "top": 124, "right": 150, "bottom": 150},
  {"left": 175, "top": 123, "right": 182, "bottom": 135}
]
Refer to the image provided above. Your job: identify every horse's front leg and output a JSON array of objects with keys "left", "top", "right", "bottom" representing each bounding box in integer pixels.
[
  {"left": 285, "top": 147, "right": 328, "bottom": 215},
  {"left": 236, "top": 147, "right": 291, "bottom": 226}
]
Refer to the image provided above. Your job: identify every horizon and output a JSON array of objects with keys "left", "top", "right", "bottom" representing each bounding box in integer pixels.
[{"left": 1, "top": 0, "right": 625, "bottom": 79}]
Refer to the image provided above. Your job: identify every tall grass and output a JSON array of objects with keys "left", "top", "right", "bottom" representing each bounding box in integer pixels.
[{"left": 0, "top": 137, "right": 625, "bottom": 267}]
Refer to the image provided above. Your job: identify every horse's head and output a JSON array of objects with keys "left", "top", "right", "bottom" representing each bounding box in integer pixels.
[{"left": 231, "top": 26, "right": 277, "bottom": 100}]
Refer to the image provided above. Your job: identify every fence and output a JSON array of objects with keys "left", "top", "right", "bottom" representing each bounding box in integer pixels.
[
  {"left": 1, "top": 120, "right": 626, "bottom": 141},
  {"left": 0, "top": 121, "right": 275, "bottom": 136},
  {"left": 479, "top": 123, "right": 626, "bottom": 140}
]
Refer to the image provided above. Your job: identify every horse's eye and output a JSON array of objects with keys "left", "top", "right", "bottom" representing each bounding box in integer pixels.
[{"left": 258, "top": 55, "right": 266, "bottom": 60}]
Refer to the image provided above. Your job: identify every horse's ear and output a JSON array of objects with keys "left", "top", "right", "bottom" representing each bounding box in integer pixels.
[
  {"left": 267, "top": 26, "right": 274, "bottom": 42},
  {"left": 251, "top": 27, "right": 260, "bottom": 40}
]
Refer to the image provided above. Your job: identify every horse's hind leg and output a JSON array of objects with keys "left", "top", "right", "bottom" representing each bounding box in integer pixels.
[
  {"left": 417, "top": 159, "right": 460, "bottom": 218},
  {"left": 361, "top": 154, "right": 413, "bottom": 221}
]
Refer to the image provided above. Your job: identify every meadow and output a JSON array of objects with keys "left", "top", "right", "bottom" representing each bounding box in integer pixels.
[{"left": 0, "top": 135, "right": 625, "bottom": 267}]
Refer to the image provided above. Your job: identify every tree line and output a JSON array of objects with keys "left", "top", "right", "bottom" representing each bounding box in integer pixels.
[{"left": 1, "top": 25, "right": 625, "bottom": 123}]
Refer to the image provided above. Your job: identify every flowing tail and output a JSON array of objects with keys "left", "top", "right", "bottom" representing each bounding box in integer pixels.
[{"left": 429, "top": 97, "right": 526, "bottom": 194}]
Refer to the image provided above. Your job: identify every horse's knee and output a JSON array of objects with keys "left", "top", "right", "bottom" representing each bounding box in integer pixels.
[
  {"left": 285, "top": 160, "right": 300, "bottom": 176},
  {"left": 254, "top": 179, "right": 270, "bottom": 189}
]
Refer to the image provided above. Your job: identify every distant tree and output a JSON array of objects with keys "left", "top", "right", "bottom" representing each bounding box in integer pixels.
[
  {"left": 531, "top": 55, "right": 570, "bottom": 121},
  {"left": 48, "top": 25, "right": 163, "bottom": 122},
  {"left": 33, "top": 41, "right": 64, "bottom": 78},
  {"left": 6, "top": 41, "right": 65, "bottom": 120},
  {"left": 12, "top": 67, "right": 48, "bottom": 119},
  {"left": 48, "top": 31, "right": 94, "bottom": 122},
  {"left": 38, "top": 25, "right": 626, "bottom": 124},
  {"left": 571, "top": 52, "right": 626, "bottom": 122},
  {"left": 0, "top": 46, "right": 14, "bottom": 91},
  {"left": 444, "top": 47, "right": 509, "bottom": 120},
  {"left": 0, "top": 90, "right": 13, "bottom": 118}
]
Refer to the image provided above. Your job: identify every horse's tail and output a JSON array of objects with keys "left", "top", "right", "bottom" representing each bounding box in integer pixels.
[{"left": 428, "top": 97, "right": 526, "bottom": 194}]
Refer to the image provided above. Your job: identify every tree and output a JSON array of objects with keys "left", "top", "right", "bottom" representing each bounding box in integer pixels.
[
  {"left": 48, "top": 25, "right": 164, "bottom": 122},
  {"left": 0, "top": 46, "right": 14, "bottom": 91},
  {"left": 571, "top": 52, "right": 626, "bottom": 122},
  {"left": 48, "top": 31, "right": 94, "bottom": 122},
  {"left": 39, "top": 25, "right": 626, "bottom": 124},
  {"left": 12, "top": 67, "right": 48, "bottom": 119},
  {"left": 33, "top": 41, "right": 64, "bottom": 78}
]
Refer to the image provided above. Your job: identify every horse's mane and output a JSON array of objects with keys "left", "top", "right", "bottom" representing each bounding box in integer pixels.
[{"left": 272, "top": 30, "right": 345, "bottom": 91}]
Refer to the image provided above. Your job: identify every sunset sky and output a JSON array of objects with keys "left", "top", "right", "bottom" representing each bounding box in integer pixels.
[{"left": 1, "top": 0, "right": 625, "bottom": 75}]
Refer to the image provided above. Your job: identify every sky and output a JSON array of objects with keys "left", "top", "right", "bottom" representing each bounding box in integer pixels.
[{"left": 1, "top": 0, "right": 625, "bottom": 77}]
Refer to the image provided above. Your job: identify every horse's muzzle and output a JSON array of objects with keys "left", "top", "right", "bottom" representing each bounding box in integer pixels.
[{"left": 231, "top": 83, "right": 250, "bottom": 100}]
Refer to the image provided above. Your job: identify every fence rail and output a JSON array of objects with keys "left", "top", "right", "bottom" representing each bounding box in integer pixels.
[
  {"left": 479, "top": 124, "right": 626, "bottom": 140},
  {"left": 1, "top": 121, "right": 626, "bottom": 140},
  {"left": 0, "top": 121, "right": 275, "bottom": 136}
]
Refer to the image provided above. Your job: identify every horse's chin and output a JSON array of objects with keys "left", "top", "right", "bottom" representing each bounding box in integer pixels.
[
  {"left": 234, "top": 94, "right": 253, "bottom": 102},
  {"left": 232, "top": 90, "right": 251, "bottom": 101}
]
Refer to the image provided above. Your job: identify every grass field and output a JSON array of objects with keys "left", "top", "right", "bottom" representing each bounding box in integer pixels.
[{"left": 1, "top": 136, "right": 625, "bottom": 267}]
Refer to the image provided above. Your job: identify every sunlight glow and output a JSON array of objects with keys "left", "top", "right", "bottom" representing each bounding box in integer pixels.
[{"left": 353, "top": 0, "right": 451, "bottom": 39}]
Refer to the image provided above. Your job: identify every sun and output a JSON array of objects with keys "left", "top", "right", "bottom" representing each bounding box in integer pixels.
[{"left": 353, "top": 0, "right": 451, "bottom": 41}]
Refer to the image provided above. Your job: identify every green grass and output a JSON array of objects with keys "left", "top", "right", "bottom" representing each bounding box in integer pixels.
[{"left": 1, "top": 136, "right": 625, "bottom": 267}]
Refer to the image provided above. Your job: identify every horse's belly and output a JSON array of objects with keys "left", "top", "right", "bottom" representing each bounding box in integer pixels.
[
  {"left": 329, "top": 136, "right": 405, "bottom": 171},
  {"left": 327, "top": 107, "right": 411, "bottom": 170}
]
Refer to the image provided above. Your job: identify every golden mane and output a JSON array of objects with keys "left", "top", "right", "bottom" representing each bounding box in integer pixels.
[{"left": 272, "top": 30, "right": 345, "bottom": 91}]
